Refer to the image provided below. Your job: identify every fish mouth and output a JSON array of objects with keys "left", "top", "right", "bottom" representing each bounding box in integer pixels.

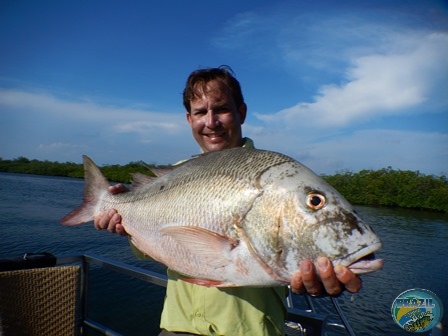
[
  {"left": 338, "top": 242, "right": 384, "bottom": 275},
  {"left": 348, "top": 253, "right": 384, "bottom": 275}
]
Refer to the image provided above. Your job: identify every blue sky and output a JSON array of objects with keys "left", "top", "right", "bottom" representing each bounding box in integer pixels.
[{"left": 1, "top": 0, "right": 447, "bottom": 175}]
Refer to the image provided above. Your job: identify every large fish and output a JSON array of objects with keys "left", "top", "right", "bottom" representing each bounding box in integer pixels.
[{"left": 61, "top": 148, "right": 383, "bottom": 287}]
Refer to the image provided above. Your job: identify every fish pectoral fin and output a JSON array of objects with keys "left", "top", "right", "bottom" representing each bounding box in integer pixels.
[{"left": 160, "top": 226, "right": 238, "bottom": 268}]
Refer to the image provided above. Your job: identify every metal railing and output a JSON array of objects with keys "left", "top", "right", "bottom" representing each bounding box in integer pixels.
[{"left": 54, "top": 254, "right": 353, "bottom": 336}]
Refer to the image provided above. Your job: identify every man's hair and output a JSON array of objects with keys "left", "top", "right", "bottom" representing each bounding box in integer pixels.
[{"left": 183, "top": 65, "right": 245, "bottom": 112}]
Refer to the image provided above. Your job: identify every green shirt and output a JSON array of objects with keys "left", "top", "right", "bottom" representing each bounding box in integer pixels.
[
  {"left": 137, "top": 138, "right": 287, "bottom": 335},
  {"left": 160, "top": 269, "right": 286, "bottom": 335}
]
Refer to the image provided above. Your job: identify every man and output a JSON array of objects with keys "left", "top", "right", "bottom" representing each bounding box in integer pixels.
[{"left": 94, "top": 66, "right": 361, "bottom": 335}]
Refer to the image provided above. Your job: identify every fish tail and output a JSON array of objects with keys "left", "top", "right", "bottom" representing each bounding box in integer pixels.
[{"left": 60, "top": 155, "right": 110, "bottom": 226}]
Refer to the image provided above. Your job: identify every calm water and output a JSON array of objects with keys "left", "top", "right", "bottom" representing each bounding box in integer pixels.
[{"left": 0, "top": 172, "right": 447, "bottom": 336}]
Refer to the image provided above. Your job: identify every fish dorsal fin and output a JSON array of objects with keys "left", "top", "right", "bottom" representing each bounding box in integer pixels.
[
  {"left": 131, "top": 166, "right": 175, "bottom": 188},
  {"left": 136, "top": 161, "right": 172, "bottom": 177},
  {"left": 160, "top": 226, "right": 238, "bottom": 269},
  {"left": 131, "top": 172, "right": 156, "bottom": 188},
  {"left": 150, "top": 167, "right": 174, "bottom": 177}
]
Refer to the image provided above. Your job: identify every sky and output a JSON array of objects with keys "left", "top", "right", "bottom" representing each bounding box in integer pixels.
[{"left": 1, "top": 0, "right": 447, "bottom": 176}]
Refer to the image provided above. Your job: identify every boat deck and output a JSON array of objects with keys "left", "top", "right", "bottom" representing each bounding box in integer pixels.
[{"left": 0, "top": 253, "right": 355, "bottom": 336}]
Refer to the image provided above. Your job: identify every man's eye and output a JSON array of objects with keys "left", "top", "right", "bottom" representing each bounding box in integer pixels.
[{"left": 215, "top": 107, "right": 229, "bottom": 114}]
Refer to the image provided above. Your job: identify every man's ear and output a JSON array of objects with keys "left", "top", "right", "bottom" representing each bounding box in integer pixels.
[
  {"left": 238, "top": 103, "right": 247, "bottom": 125},
  {"left": 186, "top": 111, "right": 192, "bottom": 125}
]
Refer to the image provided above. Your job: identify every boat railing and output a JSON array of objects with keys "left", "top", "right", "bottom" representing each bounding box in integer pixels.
[{"left": 0, "top": 253, "right": 354, "bottom": 336}]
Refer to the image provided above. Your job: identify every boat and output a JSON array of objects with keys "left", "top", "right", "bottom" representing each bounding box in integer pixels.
[{"left": 0, "top": 253, "right": 443, "bottom": 336}]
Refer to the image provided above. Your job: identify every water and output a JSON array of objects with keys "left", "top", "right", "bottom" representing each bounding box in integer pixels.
[{"left": 0, "top": 172, "right": 447, "bottom": 335}]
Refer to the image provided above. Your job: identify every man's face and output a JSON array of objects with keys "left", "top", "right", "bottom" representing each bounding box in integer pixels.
[{"left": 186, "top": 80, "right": 246, "bottom": 153}]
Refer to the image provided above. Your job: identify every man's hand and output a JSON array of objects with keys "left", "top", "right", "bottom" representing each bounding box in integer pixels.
[
  {"left": 290, "top": 257, "right": 362, "bottom": 296},
  {"left": 93, "top": 184, "right": 128, "bottom": 236}
]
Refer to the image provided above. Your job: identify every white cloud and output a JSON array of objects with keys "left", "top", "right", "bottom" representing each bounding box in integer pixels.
[
  {"left": 212, "top": 11, "right": 271, "bottom": 50},
  {"left": 37, "top": 143, "right": 90, "bottom": 160},
  {"left": 213, "top": 7, "right": 448, "bottom": 129},
  {"left": 310, "top": 129, "right": 448, "bottom": 175},
  {"left": 0, "top": 88, "right": 186, "bottom": 136},
  {"left": 0, "top": 89, "right": 194, "bottom": 164},
  {"left": 256, "top": 32, "right": 448, "bottom": 128},
  {"left": 248, "top": 128, "right": 448, "bottom": 176},
  {"left": 38, "top": 142, "right": 88, "bottom": 151},
  {"left": 2, "top": 6, "right": 447, "bottom": 174},
  {"left": 113, "top": 120, "right": 183, "bottom": 144}
]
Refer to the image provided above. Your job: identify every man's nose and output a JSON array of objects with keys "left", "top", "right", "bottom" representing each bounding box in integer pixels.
[{"left": 205, "top": 111, "right": 219, "bottom": 128}]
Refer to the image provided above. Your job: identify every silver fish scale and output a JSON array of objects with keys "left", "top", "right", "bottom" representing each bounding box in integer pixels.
[
  {"left": 64, "top": 148, "right": 383, "bottom": 285},
  {"left": 99, "top": 148, "right": 299, "bottom": 278},
  {"left": 110, "top": 148, "right": 295, "bottom": 234},
  {"left": 160, "top": 148, "right": 295, "bottom": 189}
]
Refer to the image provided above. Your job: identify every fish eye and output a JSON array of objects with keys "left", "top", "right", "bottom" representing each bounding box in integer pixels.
[{"left": 306, "top": 192, "right": 326, "bottom": 210}]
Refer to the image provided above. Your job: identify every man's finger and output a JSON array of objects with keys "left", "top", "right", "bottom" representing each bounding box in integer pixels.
[
  {"left": 299, "top": 260, "right": 324, "bottom": 296},
  {"left": 317, "top": 257, "right": 343, "bottom": 296},
  {"left": 290, "top": 272, "right": 306, "bottom": 294},
  {"left": 334, "top": 265, "right": 362, "bottom": 293},
  {"left": 109, "top": 184, "right": 129, "bottom": 194}
]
